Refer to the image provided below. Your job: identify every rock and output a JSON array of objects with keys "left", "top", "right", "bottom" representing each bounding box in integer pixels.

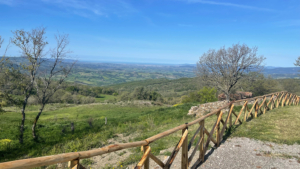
[{"left": 188, "top": 100, "right": 230, "bottom": 117}]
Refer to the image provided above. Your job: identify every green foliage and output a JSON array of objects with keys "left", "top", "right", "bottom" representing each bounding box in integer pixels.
[
  {"left": 181, "top": 87, "right": 217, "bottom": 103},
  {"left": 279, "top": 79, "right": 300, "bottom": 95},
  {"left": 65, "top": 86, "right": 80, "bottom": 94},
  {"left": 236, "top": 73, "right": 281, "bottom": 96},
  {"left": 198, "top": 87, "right": 218, "bottom": 103},
  {"left": 181, "top": 91, "right": 200, "bottom": 103},
  {"left": 111, "top": 78, "right": 200, "bottom": 102},
  {"left": 119, "top": 87, "right": 163, "bottom": 102}
]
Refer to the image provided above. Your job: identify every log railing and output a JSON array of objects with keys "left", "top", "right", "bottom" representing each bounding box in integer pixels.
[{"left": 0, "top": 91, "right": 299, "bottom": 169}]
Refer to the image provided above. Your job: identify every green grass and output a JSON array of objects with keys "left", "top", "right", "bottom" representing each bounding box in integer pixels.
[
  {"left": 0, "top": 102, "right": 248, "bottom": 168},
  {"left": 94, "top": 94, "right": 116, "bottom": 102},
  {"left": 230, "top": 105, "right": 300, "bottom": 145},
  {"left": 0, "top": 103, "right": 203, "bottom": 164},
  {"left": 3, "top": 99, "right": 296, "bottom": 168}
]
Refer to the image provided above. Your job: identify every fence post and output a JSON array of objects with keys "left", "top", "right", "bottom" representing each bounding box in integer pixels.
[
  {"left": 244, "top": 101, "right": 247, "bottom": 122},
  {"left": 255, "top": 101, "right": 258, "bottom": 118},
  {"left": 143, "top": 145, "right": 150, "bottom": 169},
  {"left": 199, "top": 120, "right": 205, "bottom": 162},
  {"left": 216, "top": 111, "right": 221, "bottom": 147},
  {"left": 270, "top": 96, "right": 274, "bottom": 110},
  {"left": 229, "top": 104, "right": 233, "bottom": 127},
  {"left": 181, "top": 124, "right": 188, "bottom": 169},
  {"left": 68, "top": 159, "right": 79, "bottom": 168},
  {"left": 282, "top": 93, "right": 287, "bottom": 107}
]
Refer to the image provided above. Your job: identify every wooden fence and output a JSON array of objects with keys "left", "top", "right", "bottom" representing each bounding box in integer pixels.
[{"left": 0, "top": 91, "right": 299, "bottom": 169}]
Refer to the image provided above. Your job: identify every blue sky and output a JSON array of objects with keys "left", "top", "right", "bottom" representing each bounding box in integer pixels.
[{"left": 0, "top": 0, "right": 299, "bottom": 66}]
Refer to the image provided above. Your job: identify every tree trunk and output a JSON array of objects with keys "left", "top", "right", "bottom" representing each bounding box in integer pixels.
[
  {"left": 19, "top": 99, "right": 28, "bottom": 144},
  {"left": 225, "top": 92, "right": 230, "bottom": 101},
  {"left": 32, "top": 104, "right": 45, "bottom": 139}
]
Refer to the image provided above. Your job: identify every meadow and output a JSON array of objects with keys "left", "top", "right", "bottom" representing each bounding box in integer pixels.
[
  {"left": 0, "top": 102, "right": 195, "bottom": 163},
  {"left": 0, "top": 100, "right": 250, "bottom": 168},
  {"left": 1, "top": 94, "right": 300, "bottom": 169}
]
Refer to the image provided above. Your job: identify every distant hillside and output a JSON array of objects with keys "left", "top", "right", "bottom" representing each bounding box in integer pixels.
[
  {"left": 110, "top": 77, "right": 201, "bottom": 99},
  {"left": 4, "top": 57, "right": 300, "bottom": 86},
  {"left": 263, "top": 67, "right": 300, "bottom": 79}
]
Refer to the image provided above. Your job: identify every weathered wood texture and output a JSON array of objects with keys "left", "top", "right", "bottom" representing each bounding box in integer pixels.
[
  {"left": 135, "top": 146, "right": 151, "bottom": 169},
  {"left": 0, "top": 91, "right": 298, "bottom": 169},
  {"left": 164, "top": 129, "right": 188, "bottom": 168}
]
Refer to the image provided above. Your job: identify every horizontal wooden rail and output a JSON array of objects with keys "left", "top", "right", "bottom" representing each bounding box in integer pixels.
[{"left": 0, "top": 91, "right": 299, "bottom": 169}]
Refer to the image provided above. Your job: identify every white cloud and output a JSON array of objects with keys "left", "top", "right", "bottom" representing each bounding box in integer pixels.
[
  {"left": 1, "top": 0, "right": 138, "bottom": 17},
  {"left": 0, "top": 0, "right": 17, "bottom": 6},
  {"left": 51, "top": 0, "right": 137, "bottom": 17},
  {"left": 180, "top": 0, "right": 274, "bottom": 12}
]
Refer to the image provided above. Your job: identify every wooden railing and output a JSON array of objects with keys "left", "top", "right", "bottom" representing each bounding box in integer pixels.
[{"left": 0, "top": 91, "right": 299, "bottom": 169}]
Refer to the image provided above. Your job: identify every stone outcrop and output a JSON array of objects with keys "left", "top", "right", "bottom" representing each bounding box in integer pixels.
[{"left": 188, "top": 100, "right": 230, "bottom": 117}]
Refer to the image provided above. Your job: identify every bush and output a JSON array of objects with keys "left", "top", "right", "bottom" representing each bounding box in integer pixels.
[
  {"left": 198, "top": 87, "right": 217, "bottom": 103},
  {"left": 181, "top": 91, "right": 200, "bottom": 103},
  {"left": 119, "top": 92, "right": 131, "bottom": 101},
  {"left": 61, "top": 93, "right": 73, "bottom": 104},
  {"left": 81, "top": 96, "right": 95, "bottom": 104},
  {"left": 181, "top": 87, "right": 217, "bottom": 103}
]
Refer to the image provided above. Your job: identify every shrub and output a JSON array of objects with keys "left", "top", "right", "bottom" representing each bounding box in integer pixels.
[
  {"left": 181, "top": 87, "right": 217, "bottom": 103},
  {"left": 198, "top": 87, "right": 217, "bottom": 103}
]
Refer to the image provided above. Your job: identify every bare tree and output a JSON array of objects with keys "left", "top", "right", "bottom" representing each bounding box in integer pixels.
[
  {"left": 0, "top": 35, "right": 10, "bottom": 67},
  {"left": 0, "top": 36, "right": 4, "bottom": 72},
  {"left": 0, "top": 36, "right": 22, "bottom": 111},
  {"left": 11, "top": 27, "right": 48, "bottom": 143},
  {"left": 294, "top": 56, "right": 300, "bottom": 67},
  {"left": 0, "top": 36, "right": 3, "bottom": 49},
  {"left": 196, "top": 43, "right": 265, "bottom": 100},
  {"left": 32, "top": 33, "right": 75, "bottom": 139}
]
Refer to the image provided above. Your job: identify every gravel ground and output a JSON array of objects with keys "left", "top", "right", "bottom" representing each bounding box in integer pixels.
[
  {"left": 90, "top": 136, "right": 300, "bottom": 169},
  {"left": 125, "top": 137, "right": 300, "bottom": 169},
  {"left": 198, "top": 137, "right": 300, "bottom": 169}
]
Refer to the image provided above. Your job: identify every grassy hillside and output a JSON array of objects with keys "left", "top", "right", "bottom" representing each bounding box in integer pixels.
[
  {"left": 67, "top": 62, "right": 196, "bottom": 86},
  {"left": 0, "top": 100, "right": 249, "bottom": 168},
  {"left": 0, "top": 103, "right": 195, "bottom": 163},
  {"left": 110, "top": 77, "right": 201, "bottom": 100},
  {"left": 1, "top": 97, "right": 299, "bottom": 168}
]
